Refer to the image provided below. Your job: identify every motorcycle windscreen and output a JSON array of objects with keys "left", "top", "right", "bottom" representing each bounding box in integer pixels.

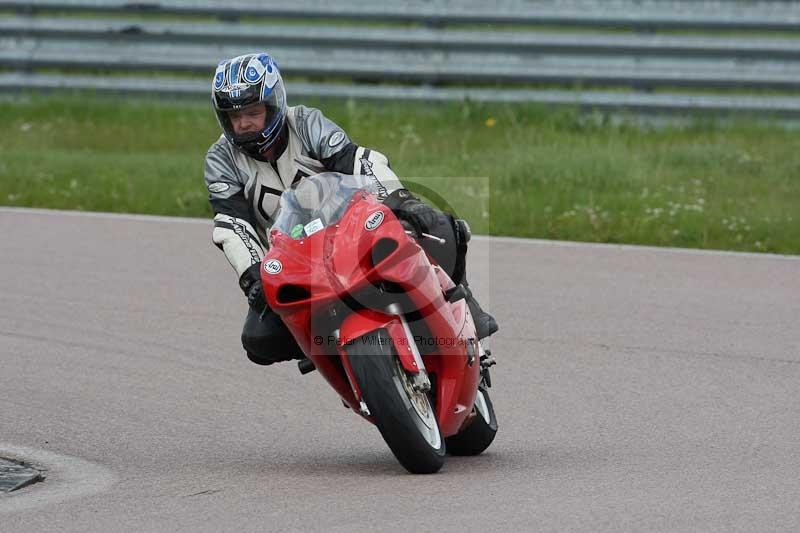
[{"left": 271, "top": 173, "right": 383, "bottom": 240}]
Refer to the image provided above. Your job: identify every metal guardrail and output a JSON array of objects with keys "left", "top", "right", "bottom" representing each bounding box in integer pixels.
[
  {"left": 2, "top": 0, "right": 800, "bottom": 31},
  {"left": 3, "top": 17, "right": 800, "bottom": 60},
  {"left": 4, "top": 72, "right": 800, "bottom": 118},
  {"left": 4, "top": 38, "right": 800, "bottom": 90},
  {"left": 2, "top": 1, "right": 800, "bottom": 115}
]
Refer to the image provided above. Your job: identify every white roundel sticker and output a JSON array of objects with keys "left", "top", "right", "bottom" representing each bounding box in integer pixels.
[
  {"left": 263, "top": 259, "right": 283, "bottom": 275},
  {"left": 208, "top": 182, "right": 230, "bottom": 194},
  {"left": 364, "top": 211, "right": 385, "bottom": 231},
  {"left": 328, "top": 131, "right": 346, "bottom": 147}
]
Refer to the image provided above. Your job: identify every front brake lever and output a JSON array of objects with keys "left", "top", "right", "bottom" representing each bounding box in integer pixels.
[
  {"left": 404, "top": 230, "right": 446, "bottom": 245},
  {"left": 421, "top": 232, "right": 446, "bottom": 245}
]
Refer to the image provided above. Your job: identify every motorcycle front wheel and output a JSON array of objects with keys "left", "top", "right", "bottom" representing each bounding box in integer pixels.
[{"left": 347, "top": 329, "right": 445, "bottom": 474}]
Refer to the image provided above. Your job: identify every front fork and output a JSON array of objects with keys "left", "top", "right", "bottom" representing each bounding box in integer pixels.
[
  {"left": 336, "top": 306, "right": 430, "bottom": 417},
  {"left": 385, "top": 303, "right": 431, "bottom": 392}
]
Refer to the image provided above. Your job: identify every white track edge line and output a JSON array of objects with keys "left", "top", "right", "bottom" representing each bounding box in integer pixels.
[{"left": 2, "top": 206, "right": 797, "bottom": 261}]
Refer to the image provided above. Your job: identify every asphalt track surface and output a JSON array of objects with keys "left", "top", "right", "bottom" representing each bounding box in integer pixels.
[{"left": 1, "top": 208, "right": 799, "bottom": 532}]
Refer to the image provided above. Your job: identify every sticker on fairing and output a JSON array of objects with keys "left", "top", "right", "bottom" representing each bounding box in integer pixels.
[
  {"left": 208, "top": 182, "right": 230, "bottom": 194},
  {"left": 304, "top": 218, "right": 324, "bottom": 236},
  {"left": 264, "top": 259, "right": 282, "bottom": 275},
  {"left": 364, "top": 211, "right": 385, "bottom": 231},
  {"left": 290, "top": 224, "right": 305, "bottom": 238}
]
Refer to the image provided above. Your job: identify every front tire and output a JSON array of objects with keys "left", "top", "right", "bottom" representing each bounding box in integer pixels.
[{"left": 347, "top": 330, "right": 445, "bottom": 474}]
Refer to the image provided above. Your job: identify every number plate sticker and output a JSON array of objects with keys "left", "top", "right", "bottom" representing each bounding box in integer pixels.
[{"left": 304, "top": 218, "right": 324, "bottom": 236}]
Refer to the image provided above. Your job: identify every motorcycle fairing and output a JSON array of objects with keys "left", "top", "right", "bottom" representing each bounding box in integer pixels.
[{"left": 262, "top": 190, "right": 480, "bottom": 436}]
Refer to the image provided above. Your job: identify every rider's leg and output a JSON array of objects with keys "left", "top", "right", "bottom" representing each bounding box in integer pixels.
[
  {"left": 241, "top": 307, "right": 305, "bottom": 365},
  {"left": 462, "top": 274, "right": 499, "bottom": 339}
]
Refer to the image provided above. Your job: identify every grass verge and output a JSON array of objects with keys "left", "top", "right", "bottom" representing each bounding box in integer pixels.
[{"left": 1, "top": 93, "right": 798, "bottom": 254}]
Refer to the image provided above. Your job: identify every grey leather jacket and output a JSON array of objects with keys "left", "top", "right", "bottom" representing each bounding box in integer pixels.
[{"left": 204, "top": 105, "right": 402, "bottom": 278}]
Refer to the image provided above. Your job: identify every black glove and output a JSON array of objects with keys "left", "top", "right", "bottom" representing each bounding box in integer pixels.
[
  {"left": 384, "top": 189, "right": 440, "bottom": 238},
  {"left": 384, "top": 189, "right": 470, "bottom": 286},
  {"left": 239, "top": 262, "right": 267, "bottom": 314}
]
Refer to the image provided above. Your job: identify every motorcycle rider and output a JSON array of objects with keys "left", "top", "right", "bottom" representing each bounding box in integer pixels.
[{"left": 204, "top": 53, "right": 498, "bottom": 366}]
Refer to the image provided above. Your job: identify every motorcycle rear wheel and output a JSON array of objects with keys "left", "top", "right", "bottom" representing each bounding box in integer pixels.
[
  {"left": 347, "top": 329, "right": 445, "bottom": 474},
  {"left": 444, "top": 384, "right": 498, "bottom": 456}
]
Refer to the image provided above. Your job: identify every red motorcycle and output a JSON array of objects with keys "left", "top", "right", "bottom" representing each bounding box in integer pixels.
[{"left": 261, "top": 173, "right": 497, "bottom": 474}]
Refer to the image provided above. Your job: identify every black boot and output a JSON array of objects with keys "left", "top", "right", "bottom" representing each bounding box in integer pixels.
[{"left": 464, "top": 286, "right": 499, "bottom": 340}]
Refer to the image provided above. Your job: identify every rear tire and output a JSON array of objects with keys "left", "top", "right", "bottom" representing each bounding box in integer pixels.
[
  {"left": 445, "top": 385, "right": 498, "bottom": 456},
  {"left": 347, "top": 329, "right": 445, "bottom": 474}
]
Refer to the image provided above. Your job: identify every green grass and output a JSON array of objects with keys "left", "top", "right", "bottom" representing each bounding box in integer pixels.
[{"left": 1, "top": 93, "right": 798, "bottom": 254}]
